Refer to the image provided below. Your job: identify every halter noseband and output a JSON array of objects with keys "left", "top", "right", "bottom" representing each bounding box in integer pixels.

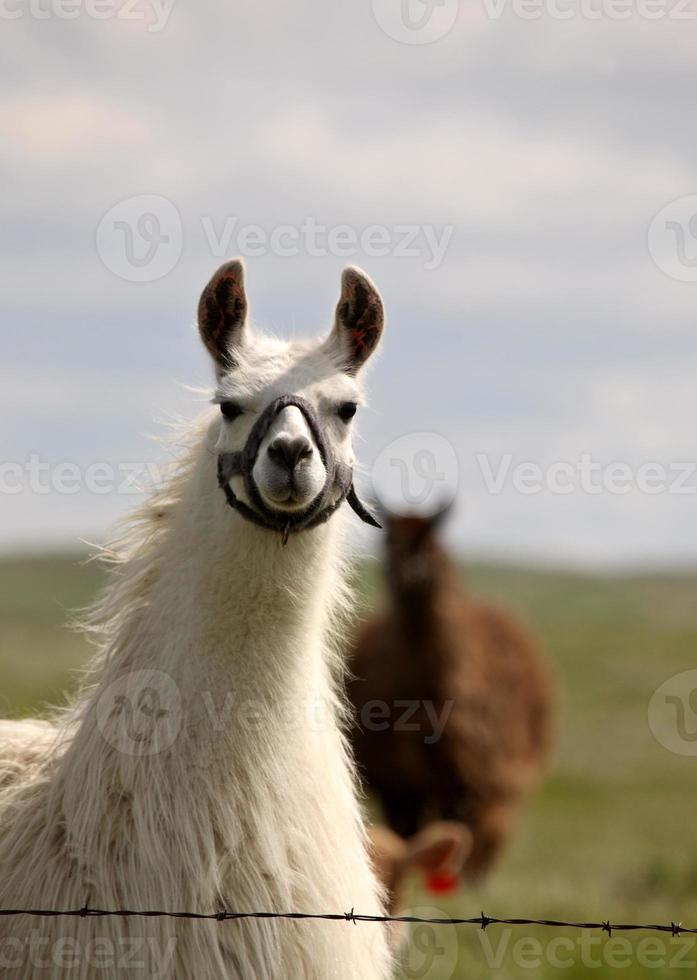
[{"left": 217, "top": 394, "right": 381, "bottom": 543}]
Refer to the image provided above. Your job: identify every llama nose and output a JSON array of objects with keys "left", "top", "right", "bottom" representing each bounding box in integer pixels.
[{"left": 268, "top": 435, "right": 314, "bottom": 471}]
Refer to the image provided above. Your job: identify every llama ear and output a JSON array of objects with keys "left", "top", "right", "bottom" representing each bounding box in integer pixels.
[
  {"left": 198, "top": 259, "right": 249, "bottom": 371},
  {"left": 403, "top": 823, "right": 472, "bottom": 876},
  {"left": 330, "top": 266, "right": 384, "bottom": 374}
]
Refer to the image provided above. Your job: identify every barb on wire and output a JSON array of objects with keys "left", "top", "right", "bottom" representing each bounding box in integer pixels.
[{"left": 0, "top": 908, "right": 694, "bottom": 936}]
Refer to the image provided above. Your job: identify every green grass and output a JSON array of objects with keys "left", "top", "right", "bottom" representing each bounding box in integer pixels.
[
  {"left": 2, "top": 551, "right": 697, "bottom": 978},
  {"left": 0, "top": 551, "right": 106, "bottom": 717}
]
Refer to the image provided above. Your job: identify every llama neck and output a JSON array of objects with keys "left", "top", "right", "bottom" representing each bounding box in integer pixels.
[
  {"left": 127, "top": 445, "right": 342, "bottom": 749},
  {"left": 58, "top": 436, "right": 349, "bottom": 842},
  {"left": 390, "top": 557, "right": 461, "bottom": 649}
]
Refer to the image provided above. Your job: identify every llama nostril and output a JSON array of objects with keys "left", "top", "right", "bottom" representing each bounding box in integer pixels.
[{"left": 268, "top": 435, "right": 313, "bottom": 471}]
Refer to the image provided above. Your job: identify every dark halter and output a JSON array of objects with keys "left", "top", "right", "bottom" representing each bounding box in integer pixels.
[{"left": 217, "top": 394, "right": 381, "bottom": 543}]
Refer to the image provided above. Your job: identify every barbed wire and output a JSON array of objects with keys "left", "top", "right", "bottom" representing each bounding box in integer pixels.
[{"left": 0, "top": 907, "right": 694, "bottom": 937}]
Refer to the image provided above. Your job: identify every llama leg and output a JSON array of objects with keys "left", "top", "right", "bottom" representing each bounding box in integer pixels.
[{"left": 463, "top": 800, "right": 517, "bottom": 879}]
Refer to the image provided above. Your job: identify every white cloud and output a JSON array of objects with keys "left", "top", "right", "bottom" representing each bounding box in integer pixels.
[
  {"left": 0, "top": 94, "right": 146, "bottom": 163},
  {"left": 1, "top": 3, "right": 695, "bottom": 565}
]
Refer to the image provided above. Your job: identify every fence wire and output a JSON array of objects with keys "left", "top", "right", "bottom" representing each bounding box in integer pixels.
[{"left": 0, "top": 908, "right": 694, "bottom": 937}]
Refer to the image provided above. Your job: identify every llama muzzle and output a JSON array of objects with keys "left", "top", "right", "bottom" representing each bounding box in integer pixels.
[{"left": 217, "top": 393, "right": 381, "bottom": 542}]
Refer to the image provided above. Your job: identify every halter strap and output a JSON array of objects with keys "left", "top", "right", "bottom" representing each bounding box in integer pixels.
[{"left": 217, "top": 394, "right": 381, "bottom": 541}]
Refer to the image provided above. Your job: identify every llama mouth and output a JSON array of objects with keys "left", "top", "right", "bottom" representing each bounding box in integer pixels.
[
  {"left": 258, "top": 486, "right": 322, "bottom": 514},
  {"left": 258, "top": 470, "right": 323, "bottom": 513}
]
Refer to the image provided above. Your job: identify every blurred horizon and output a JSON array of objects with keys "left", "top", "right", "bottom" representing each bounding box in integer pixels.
[{"left": 2, "top": 539, "right": 697, "bottom": 577}]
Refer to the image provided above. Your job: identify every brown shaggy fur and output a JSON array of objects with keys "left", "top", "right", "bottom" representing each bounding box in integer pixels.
[{"left": 347, "top": 513, "right": 553, "bottom": 879}]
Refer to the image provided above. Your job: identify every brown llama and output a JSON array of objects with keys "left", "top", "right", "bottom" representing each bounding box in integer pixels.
[{"left": 347, "top": 510, "right": 553, "bottom": 880}]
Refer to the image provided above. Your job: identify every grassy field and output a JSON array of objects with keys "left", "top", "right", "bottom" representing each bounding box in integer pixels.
[{"left": 1, "top": 552, "right": 697, "bottom": 978}]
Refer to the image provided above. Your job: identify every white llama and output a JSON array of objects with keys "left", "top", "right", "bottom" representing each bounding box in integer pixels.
[{"left": 0, "top": 261, "right": 393, "bottom": 979}]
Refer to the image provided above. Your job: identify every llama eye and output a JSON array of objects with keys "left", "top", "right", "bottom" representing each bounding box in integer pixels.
[
  {"left": 337, "top": 402, "right": 357, "bottom": 423},
  {"left": 220, "top": 402, "right": 243, "bottom": 421}
]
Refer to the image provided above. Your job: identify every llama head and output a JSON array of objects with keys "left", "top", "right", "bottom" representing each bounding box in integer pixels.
[
  {"left": 385, "top": 505, "right": 452, "bottom": 599},
  {"left": 198, "top": 260, "right": 384, "bottom": 531},
  {"left": 368, "top": 822, "right": 471, "bottom": 917}
]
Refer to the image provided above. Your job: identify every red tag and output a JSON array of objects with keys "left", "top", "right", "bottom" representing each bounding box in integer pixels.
[{"left": 426, "top": 872, "right": 459, "bottom": 895}]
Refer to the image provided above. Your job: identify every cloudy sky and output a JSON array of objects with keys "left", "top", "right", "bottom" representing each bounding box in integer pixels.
[{"left": 1, "top": 0, "right": 696, "bottom": 567}]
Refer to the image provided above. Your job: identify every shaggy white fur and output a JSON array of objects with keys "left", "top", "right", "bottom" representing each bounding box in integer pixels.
[{"left": 0, "top": 263, "right": 392, "bottom": 979}]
